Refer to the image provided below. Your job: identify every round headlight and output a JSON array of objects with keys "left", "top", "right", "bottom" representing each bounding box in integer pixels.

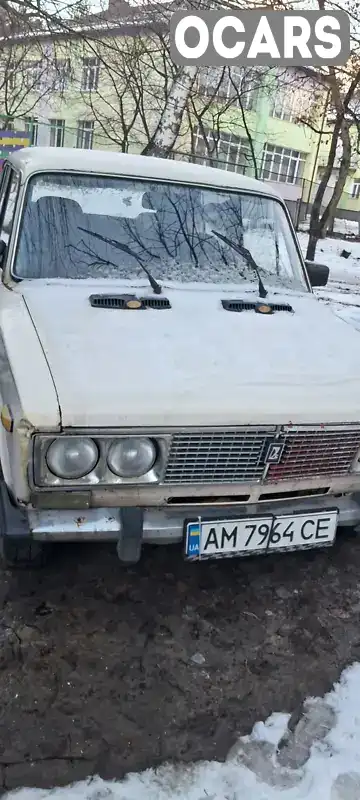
[
  {"left": 46, "top": 437, "right": 99, "bottom": 479},
  {"left": 108, "top": 437, "right": 156, "bottom": 478}
]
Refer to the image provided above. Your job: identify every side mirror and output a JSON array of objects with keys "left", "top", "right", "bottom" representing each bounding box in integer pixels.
[{"left": 305, "top": 259, "right": 329, "bottom": 288}]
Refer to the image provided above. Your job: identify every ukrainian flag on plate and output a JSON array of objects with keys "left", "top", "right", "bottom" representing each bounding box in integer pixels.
[{"left": 185, "top": 521, "right": 201, "bottom": 558}]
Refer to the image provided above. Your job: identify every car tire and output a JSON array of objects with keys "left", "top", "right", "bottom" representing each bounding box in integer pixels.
[
  {"left": 0, "top": 478, "right": 50, "bottom": 569},
  {"left": 0, "top": 535, "right": 49, "bottom": 570}
]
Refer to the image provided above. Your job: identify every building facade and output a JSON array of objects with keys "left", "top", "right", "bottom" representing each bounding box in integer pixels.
[{"left": 0, "top": 17, "right": 357, "bottom": 225}]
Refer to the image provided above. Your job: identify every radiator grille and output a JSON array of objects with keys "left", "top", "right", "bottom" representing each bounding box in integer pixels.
[
  {"left": 163, "top": 429, "right": 272, "bottom": 485},
  {"left": 163, "top": 426, "right": 360, "bottom": 486},
  {"left": 266, "top": 428, "right": 360, "bottom": 482}
]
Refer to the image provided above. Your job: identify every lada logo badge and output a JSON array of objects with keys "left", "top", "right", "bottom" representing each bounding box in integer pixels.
[{"left": 265, "top": 441, "right": 285, "bottom": 464}]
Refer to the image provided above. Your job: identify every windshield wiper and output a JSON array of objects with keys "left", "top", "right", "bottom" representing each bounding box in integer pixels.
[
  {"left": 211, "top": 229, "right": 268, "bottom": 299},
  {"left": 78, "top": 226, "right": 162, "bottom": 295}
]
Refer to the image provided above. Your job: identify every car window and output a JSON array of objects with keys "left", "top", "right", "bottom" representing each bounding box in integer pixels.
[
  {"left": 13, "top": 172, "right": 308, "bottom": 292},
  {"left": 0, "top": 169, "right": 20, "bottom": 246}
]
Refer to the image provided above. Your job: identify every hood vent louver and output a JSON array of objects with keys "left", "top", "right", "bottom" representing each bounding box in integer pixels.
[
  {"left": 221, "top": 299, "right": 294, "bottom": 314},
  {"left": 89, "top": 294, "right": 171, "bottom": 310}
]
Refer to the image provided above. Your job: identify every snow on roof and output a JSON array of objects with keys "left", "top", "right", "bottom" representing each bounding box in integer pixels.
[{"left": 7, "top": 147, "right": 282, "bottom": 198}]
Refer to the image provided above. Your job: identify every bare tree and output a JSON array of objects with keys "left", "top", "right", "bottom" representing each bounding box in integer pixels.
[
  {"left": 80, "top": 13, "right": 272, "bottom": 167},
  {"left": 305, "top": 63, "right": 360, "bottom": 260},
  {"left": 79, "top": 0, "right": 293, "bottom": 161},
  {"left": 78, "top": 4, "right": 200, "bottom": 158},
  {"left": 180, "top": 66, "right": 263, "bottom": 175},
  {"left": 272, "top": 0, "right": 360, "bottom": 260},
  {"left": 81, "top": 24, "right": 180, "bottom": 153}
]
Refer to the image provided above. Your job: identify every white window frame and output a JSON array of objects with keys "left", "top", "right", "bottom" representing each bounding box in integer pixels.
[
  {"left": 269, "top": 70, "right": 313, "bottom": 124},
  {"left": 76, "top": 120, "right": 94, "bottom": 149},
  {"left": 24, "top": 117, "right": 38, "bottom": 145},
  {"left": 260, "top": 144, "right": 305, "bottom": 185},
  {"left": 352, "top": 181, "right": 360, "bottom": 199},
  {"left": 197, "top": 67, "right": 259, "bottom": 112},
  {"left": 2, "top": 118, "right": 14, "bottom": 132},
  {"left": 53, "top": 58, "right": 71, "bottom": 91},
  {"left": 23, "top": 60, "right": 44, "bottom": 91},
  {"left": 49, "top": 119, "right": 65, "bottom": 148},
  {"left": 81, "top": 57, "right": 100, "bottom": 91},
  {"left": 6, "top": 65, "right": 16, "bottom": 92},
  {"left": 270, "top": 92, "right": 296, "bottom": 122},
  {"left": 192, "top": 125, "right": 254, "bottom": 174}
]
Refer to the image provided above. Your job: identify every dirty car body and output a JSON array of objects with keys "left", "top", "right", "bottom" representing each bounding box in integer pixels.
[{"left": 1, "top": 147, "right": 360, "bottom": 567}]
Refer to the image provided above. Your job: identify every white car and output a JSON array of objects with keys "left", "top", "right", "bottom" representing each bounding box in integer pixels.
[{"left": 0, "top": 146, "right": 359, "bottom": 568}]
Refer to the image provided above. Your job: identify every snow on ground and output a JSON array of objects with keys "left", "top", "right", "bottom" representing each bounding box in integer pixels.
[
  {"left": 297, "top": 231, "right": 360, "bottom": 331},
  {"left": 297, "top": 218, "right": 359, "bottom": 239},
  {"left": 6, "top": 663, "right": 360, "bottom": 800}
]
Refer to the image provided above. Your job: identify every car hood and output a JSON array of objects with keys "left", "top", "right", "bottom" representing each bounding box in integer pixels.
[{"left": 20, "top": 281, "right": 360, "bottom": 428}]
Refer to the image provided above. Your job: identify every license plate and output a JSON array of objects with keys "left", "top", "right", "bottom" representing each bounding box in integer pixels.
[{"left": 184, "top": 509, "right": 338, "bottom": 561}]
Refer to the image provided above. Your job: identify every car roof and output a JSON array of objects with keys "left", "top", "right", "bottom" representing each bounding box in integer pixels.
[{"left": 7, "top": 147, "right": 282, "bottom": 200}]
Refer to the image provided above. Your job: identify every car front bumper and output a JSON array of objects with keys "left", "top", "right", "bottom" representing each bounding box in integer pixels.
[{"left": 25, "top": 492, "right": 360, "bottom": 542}]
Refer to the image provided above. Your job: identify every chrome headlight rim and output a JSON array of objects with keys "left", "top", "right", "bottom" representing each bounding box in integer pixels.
[
  {"left": 107, "top": 436, "right": 157, "bottom": 478},
  {"left": 33, "top": 432, "right": 167, "bottom": 488},
  {"left": 45, "top": 436, "right": 99, "bottom": 479}
]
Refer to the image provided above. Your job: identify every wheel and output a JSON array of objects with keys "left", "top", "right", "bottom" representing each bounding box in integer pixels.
[
  {"left": 0, "top": 535, "right": 49, "bottom": 569},
  {"left": 0, "top": 479, "right": 50, "bottom": 569}
]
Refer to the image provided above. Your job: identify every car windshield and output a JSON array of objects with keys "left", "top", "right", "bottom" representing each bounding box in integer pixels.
[{"left": 13, "top": 172, "right": 308, "bottom": 292}]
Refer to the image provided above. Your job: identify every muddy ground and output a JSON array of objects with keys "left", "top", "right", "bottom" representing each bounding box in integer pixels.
[{"left": 0, "top": 530, "right": 360, "bottom": 794}]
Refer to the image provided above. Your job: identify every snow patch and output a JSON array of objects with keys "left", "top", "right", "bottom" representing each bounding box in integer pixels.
[
  {"left": 298, "top": 232, "right": 360, "bottom": 331},
  {"left": 6, "top": 664, "right": 360, "bottom": 800}
]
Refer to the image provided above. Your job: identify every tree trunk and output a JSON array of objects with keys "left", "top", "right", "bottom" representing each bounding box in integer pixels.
[
  {"left": 305, "top": 64, "right": 360, "bottom": 261},
  {"left": 318, "top": 121, "right": 351, "bottom": 236},
  {"left": 142, "top": 66, "right": 197, "bottom": 158},
  {"left": 305, "top": 122, "right": 351, "bottom": 261},
  {"left": 306, "top": 233, "right": 319, "bottom": 261},
  {"left": 305, "top": 116, "right": 342, "bottom": 260}
]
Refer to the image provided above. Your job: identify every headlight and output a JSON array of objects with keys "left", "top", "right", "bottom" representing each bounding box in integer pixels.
[
  {"left": 107, "top": 437, "right": 156, "bottom": 478},
  {"left": 46, "top": 437, "right": 99, "bottom": 479}
]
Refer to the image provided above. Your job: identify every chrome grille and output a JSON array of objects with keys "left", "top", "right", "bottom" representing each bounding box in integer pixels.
[
  {"left": 163, "top": 429, "right": 273, "bottom": 485},
  {"left": 266, "top": 427, "right": 360, "bottom": 482},
  {"left": 163, "top": 426, "right": 360, "bottom": 486}
]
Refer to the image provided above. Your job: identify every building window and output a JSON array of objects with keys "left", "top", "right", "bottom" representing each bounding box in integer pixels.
[
  {"left": 270, "top": 92, "right": 296, "bottom": 122},
  {"left": 7, "top": 65, "right": 16, "bottom": 92},
  {"left": 81, "top": 57, "right": 100, "bottom": 91},
  {"left": 49, "top": 119, "right": 65, "bottom": 147},
  {"left": 24, "top": 117, "right": 38, "bottom": 145},
  {"left": 352, "top": 181, "right": 360, "bottom": 199},
  {"left": 192, "top": 126, "right": 254, "bottom": 174},
  {"left": 269, "top": 69, "right": 314, "bottom": 124},
  {"left": 260, "top": 144, "right": 306, "bottom": 185},
  {"left": 53, "top": 58, "right": 71, "bottom": 91},
  {"left": 2, "top": 118, "right": 14, "bottom": 131},
  {"left": 76, "top": 120, "right": 94, "bottom": 149},
  {"left": 233, "top": 69, "right": 259, "bottom": 111},
  {"left": 23, "top": 60, "right": 44, "bottom": 90},
  {"left": 197, "top": 67, "right": 259, "bottom": 112}
]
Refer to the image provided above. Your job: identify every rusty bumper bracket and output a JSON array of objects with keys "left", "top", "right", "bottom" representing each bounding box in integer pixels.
[{"left": 117, "top": 508, "right": 143, "bottom": 564}]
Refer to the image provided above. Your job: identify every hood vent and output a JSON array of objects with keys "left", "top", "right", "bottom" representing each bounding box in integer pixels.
[
  {"left": 89, "top": 294, "right": 171, "bottom": 310},
  {"left": 221, "top": 299, "right": 294, "bottom": 314}
]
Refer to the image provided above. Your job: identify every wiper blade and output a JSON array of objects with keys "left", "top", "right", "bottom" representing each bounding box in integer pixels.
[
  {"left": 211, "top": 229, "right": 268, "bottom": 299},
  {"left": 78, "top": 226, "right": 162, "bottom": 295}
]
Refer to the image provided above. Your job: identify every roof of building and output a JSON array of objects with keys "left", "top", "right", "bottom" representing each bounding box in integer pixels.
[{"left": 8, "top": 147, "right": 282, "bottom": 200}]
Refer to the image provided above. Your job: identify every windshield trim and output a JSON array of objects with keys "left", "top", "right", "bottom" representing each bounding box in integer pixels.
[{"left": 7, "top": 169, "right": 311, "bottom": 293}]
